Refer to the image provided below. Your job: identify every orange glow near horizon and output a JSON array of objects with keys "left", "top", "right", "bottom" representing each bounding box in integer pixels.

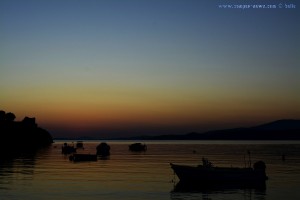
[
  {"left": 2, "top": 82, "right": 299, "bottom": 136},
  {"left": 1, "top": 0, "right": 299, "bottom": 137}
]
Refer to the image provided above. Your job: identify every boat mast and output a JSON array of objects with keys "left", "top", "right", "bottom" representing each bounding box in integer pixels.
[{"left": 247, "top": 150, "right": 252, "bottom": 168}]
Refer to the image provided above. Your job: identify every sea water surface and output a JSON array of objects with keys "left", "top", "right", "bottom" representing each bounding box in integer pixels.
[{"left": 1, "top": 140, "right": 300, "bottom": 200}]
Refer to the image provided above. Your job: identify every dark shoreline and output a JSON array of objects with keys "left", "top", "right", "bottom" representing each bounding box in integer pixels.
[{"left": 0, "top": 111, "right": 53, "bottom": 158}]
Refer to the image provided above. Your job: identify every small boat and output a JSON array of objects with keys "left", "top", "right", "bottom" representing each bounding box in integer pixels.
[
  {"left": 96, "top": 142, "right": 110, "bottom": 157},
  {"left": 69, "top": 153, "right": 97, "bottom": 162},
  {"left": 129, "top": 143, "right": 147, "bottom": 151},
  {"left": 170, "top": 158, "right": 268, "bottom": 184},
  {"left": 76, "top": 141, "right": 84, "bottom": 149},
  {"left": 61, "top": 143, "right": 76, "bottom": 154}
]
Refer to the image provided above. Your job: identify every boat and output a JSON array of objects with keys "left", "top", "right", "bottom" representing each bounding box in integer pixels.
[
  {"left": 76, "top": 141, "right": 84, "bottom": 149},
  {"left": 129, "top": 143, "right": 147, "bottom": 151},
  {"left": 96, "top": 142, "right": 110, "bottom": 157},
  {"left": 170, "top": 158, "right": 268, "bottom": 184},
  {"left": 61, "top": 143, "right": 76, "bottom": 154},
  {"left": 69, "top": 153, "right": 97, "bottom": 162}
]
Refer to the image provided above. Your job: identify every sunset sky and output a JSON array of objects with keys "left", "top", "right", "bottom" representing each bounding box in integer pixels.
[{"left": 1, "top": 0, "right": 299, "bottom": 138}]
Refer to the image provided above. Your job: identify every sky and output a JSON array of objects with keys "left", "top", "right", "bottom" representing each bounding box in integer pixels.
[{"left": 1, "top": 0, "right": 299, "bottom": 138}]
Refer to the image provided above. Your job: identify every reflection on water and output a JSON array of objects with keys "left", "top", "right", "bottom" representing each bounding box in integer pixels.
[
  {"left": 0, "top": 141, "right": 300, "bottom": 200},
  {"left": 0, "top": 153, "right": 36, "bottom": 190},
  {"left": 170, "top": 181, "right": 266, "bottom": 200},
  {"left": 172, "top": 181, "right": 266, "bottom": 192},
  {"left": 170, "top": 189, "right": 266, "bottom": 200}
]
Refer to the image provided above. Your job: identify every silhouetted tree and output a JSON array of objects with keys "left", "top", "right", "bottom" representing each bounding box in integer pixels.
[
  {"left": 0, "top": 110, "right": 5, "bottom": 121},
  {"left": 22, "top": 117, "right": 37, "bottom": 127},
  {"left": 5, "top": 112, "right": 16, "bottom": 121}
]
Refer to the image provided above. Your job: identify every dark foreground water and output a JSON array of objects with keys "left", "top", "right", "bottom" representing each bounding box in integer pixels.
[{"left": 1, "top": 140, "right": 300, "bottom": 200}]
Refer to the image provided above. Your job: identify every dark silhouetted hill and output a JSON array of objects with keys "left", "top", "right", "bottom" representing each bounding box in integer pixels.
[
  {"left": 121, "top": 119, "right": 300, "bottom": 140},
  {"left": 0, "top": 110, "right": 53, "bottom": 158}
]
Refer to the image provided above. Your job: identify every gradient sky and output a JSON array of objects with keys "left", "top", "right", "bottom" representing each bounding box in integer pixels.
[{"left": 1, "top": 0, "right": 299, "bottom": 138}]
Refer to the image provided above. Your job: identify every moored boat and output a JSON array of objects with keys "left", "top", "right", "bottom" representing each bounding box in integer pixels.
[
  {"left": 96, "top": 142, "right": 110, "bottom": 157},
  {"left": 62, "top": 143, "right": 76, "bottom": 154},
  {"left": 76, "top": 141, "right": 84, "bottom": 149},
  {"left": 170, "top": 158, "right": 268, "bottom": 184},
  {"left": 129, "top": 143, "right": 147, "bottom": 151}
]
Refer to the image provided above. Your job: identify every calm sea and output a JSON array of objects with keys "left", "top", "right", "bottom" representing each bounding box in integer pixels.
[{"left": 1, "top": 140, "right": 300, "bottom": 200}]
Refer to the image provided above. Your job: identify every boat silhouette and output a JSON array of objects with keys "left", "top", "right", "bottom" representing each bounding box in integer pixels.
[
  {"left": 170, "top": 158, "right": 268, "bottom": 187},
  {"left": 129, "top": 143, "right": 147, "bottom": 152}
]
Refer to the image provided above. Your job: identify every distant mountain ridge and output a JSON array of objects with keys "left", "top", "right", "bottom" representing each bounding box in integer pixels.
[
  {"left": 251, "top": 119, "right": 300, "bottom": 130},
  {"left": 119, "top": 119, "right": 300, "bottom": 140}
]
